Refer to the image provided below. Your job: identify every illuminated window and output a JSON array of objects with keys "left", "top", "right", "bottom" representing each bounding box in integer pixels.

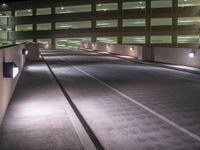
[
  {"left": 96, "top": 37, "right": 118, "bottom": 44},
  {"left": 178, "top": 17, "right": 200, "bottom": 25},
  {"left": 123, "top": 1, "right": 145, "bottom": 10},
  {"left": 1, "top": 11, "right": 11, "bottom": 16},
  {"left": 15, "top": 9, "right": 32, "bottom": 17},
  {"left": 96, "top": 3, "right": 118, "bottom": 11},
  {"left": 123, "top": 19, "right": 146, "bottom": 27},
  {"left": 177, "top": 35, "right": 199, "bottom": 43},
  {"left": 123, "top": 36, "right": 145, "bottom": 44},
  {"left": 36, "top": 23, "right": 52, "bottom": 30},
  {"left": 56, "top": 37, "right": 91, "bottom": 49},
  {"left": 15, "top": 24, "right": 33, "bottom": 32},
  {"left": 96, "top": 20, "right": 118, "bottom": 28},
  {"left": 56, "top": 5, "right": 91, "bottom": 14},
  {"left": 36, "top": 8, "right": 51, "bottom": 15},
  {"left": 16, "top": 39, "right": 33, "bottom": 44},
  {"left": 151, "top": 0, "right": 172, "bottom": 8},
  {"left": 56, "top": 21, "right": 91, "bottom": 29},
  {"left": 178, "top": 0, "right": 200, "bottom": 7},
  {"left": 37, "top": 38, "right": 52, "bottom": 44},
  {"left": 151, "top": 18, "right": 172, "bottom": 26},
  {"left": 151, "top": 36, "right": 172, "bottom": 43}
]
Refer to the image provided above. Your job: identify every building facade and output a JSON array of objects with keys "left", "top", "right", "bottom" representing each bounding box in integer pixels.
[
  {"left": 0, "top": 13, "right": 12, "bottom": 46},
  {"left": 0, "top": 0, "right": 200, "bottom": 49}
]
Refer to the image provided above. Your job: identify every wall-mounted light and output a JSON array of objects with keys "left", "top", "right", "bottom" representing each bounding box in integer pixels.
[
  {"left": 27, "top": 9, "right": 31, "bottom": 13},
  {"left": 22, "top": 48, "right": 28, "bottom": 55},
  {"left": 107, "top": 44, "right": 110, "bottom": 48},
  {"left": 130, "top": 47, "right": 134, "bottom": 51},
  {"left": 189, "top": 51, "right": 195, "bottom": 58},
  {"left": 45, "top": 44, "right": 49, "bottom": 49},
  {"left": 92, "top": 43, "right": 96, "bottom": 49},
  {"left": 3, "top": 62, "right": 19, "bottom": 78},
  {"left": 61, "top": 7, "right": 65, "bottom": 10}
]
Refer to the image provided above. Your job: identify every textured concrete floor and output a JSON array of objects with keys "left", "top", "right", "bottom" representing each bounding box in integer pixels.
[
  {"left": 43, "top": 49, "right": 200, "bottom": 150},
  {"left": 0, "top": 61, "right": 84, "bottom": 150}
]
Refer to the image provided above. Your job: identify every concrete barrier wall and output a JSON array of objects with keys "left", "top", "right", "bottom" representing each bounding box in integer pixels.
[
  {"left": 0, "top": 44, "right": 25, "bottom": 125},
  {"left": 81, "top": 42, "right": 148, "bottom": 60},
  {"left": 39, "top": 43, "right": 53, "bottom": 50},
  {"left": 154, "top": 47, "right": 200, "bottom": 68},
  {"left": 26, "top": 43, "right": 40, "bottom": 61},
  {"left": 81, "top": 42, "right": 200, "bottom": 68}
]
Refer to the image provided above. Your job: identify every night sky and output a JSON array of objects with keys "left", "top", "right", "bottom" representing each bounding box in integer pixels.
[{"left": 1, "top": 0, "right": 29, "bottom": 2}]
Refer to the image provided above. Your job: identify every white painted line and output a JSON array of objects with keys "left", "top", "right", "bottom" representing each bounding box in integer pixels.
[{"left": 52, "top": 52, "right": 200, "bottom": 143}]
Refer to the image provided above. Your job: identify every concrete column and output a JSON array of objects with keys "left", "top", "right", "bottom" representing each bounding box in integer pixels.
[
  {"left": 172, "top": 0, "right": 178, "bottom": 47},
  {"left": 145, "top": 0, "right": 151, "bottom": 47},
  {"left": 11, "top": 10, "right": 15, "bottom": 44},
  {"left": 118, "top": 1, "right": 123, "bottom": 44}
]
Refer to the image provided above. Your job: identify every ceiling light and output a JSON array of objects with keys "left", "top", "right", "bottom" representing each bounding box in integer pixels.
[
  {"left": 2, "top": 3, "right": 7, "bottom": 7},
  {"left": 3, "top": 62, "right": 19, "bottom": 78}
]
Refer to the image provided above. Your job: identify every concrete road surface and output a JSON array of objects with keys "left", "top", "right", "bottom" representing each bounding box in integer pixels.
[{"left": 42, "top": 49, "right": 200, "bottom": 150}]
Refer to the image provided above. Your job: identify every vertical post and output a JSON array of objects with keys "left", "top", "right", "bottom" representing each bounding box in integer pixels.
[{"left": 198, "top": 28, "right": 200, "bottom": 48}]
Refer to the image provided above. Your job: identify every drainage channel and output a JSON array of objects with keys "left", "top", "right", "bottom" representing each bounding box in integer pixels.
[{"left": 41, "top": 53, "right": 104, "bottom": 150}]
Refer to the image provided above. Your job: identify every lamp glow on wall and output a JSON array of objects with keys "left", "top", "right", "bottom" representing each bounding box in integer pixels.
[
  {"left": 130, "top": 47, "right": 134, "bottom": 51},
  {"left": 3, "top": 62, "right": 19, "bottom": 78},
  {"left": 22, "top": 48, "right": 28, "bottom": 55},
  {"left": 189, "top": 51, "right": 195, "bottom": 58},
  {"left": 92, "top": 43, "right": 96, "bottom": 49},
  {"left": 106, "top": 44, "right": 110, "bottom": 49}
]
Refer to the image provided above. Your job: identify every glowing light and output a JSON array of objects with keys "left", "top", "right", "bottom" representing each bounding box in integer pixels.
[
  {"left": 61, "top": 7, "right": 65, "bottom": 10},
  {"left": 130, "top": 47, "right": 134, "bottom": 51},
  {"left": 28, "top": 9, "right": 31, "bottom": 13},
  {"left": 3, "top": 62, "right": 19, "bottom": 78},
  {"left": 189, "top": 51, "right": 195, "bottom": 58},
  {"left": 2, "top": 3, "right": 7, "bottom": 7},
  {"left": 22, "top": 48, "right": 28, "bottom": 55},
  {"left": 45, "top": 44, "right": 49, "bottom": 49},
  {"left": 92, "top": 43, "right": 96, "bottom": 49},
  {"left": 13, "top": 66, "right": 19, "bottom": 78}
]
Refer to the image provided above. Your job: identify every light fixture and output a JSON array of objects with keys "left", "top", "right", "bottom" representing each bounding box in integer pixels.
[
  {"left": 189, "top": 51, "right": 195, "bottom": 58},
  {"left": 97, "top": 4, "right": 102, "bottom": 7},
  {"left": 28, "top": 9, "right": 31, "bottom": 13},
  {"left": 130, "top": 47, "right": 134, "bottom": 51},
  {"left": 45, "top": 44, "right": 49, "bottom": 49},
  {"left": 2, "top": 3, "right": 7, "bottom": 7},
  {"left": 139, "top": 2, "right": 143, "bottom": 4},
  {"left": 3, "top": 62, "right": 19, "bottom": 78},
  {"left": 61, "top": 7, "right": 64, "bottom": 10},
  {"left": 92, "top": 43, "right": 96, "bottom": 49},
  {"left": 22, "top": 48, "right": 28, "bottom": 55}
]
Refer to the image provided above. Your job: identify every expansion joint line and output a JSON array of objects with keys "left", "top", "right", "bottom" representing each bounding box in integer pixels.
[{"left": 40, "top": 53, "right": 105, "bottom": 150}]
